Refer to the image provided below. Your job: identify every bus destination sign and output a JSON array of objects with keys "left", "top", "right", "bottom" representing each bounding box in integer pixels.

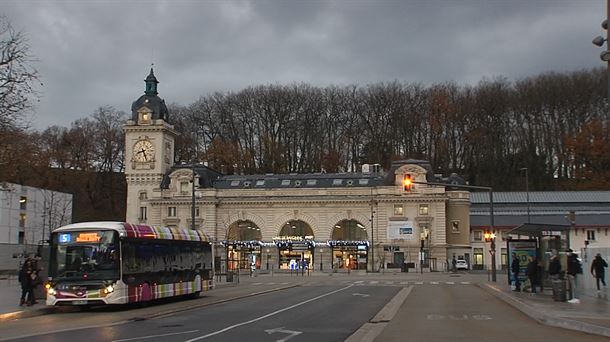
[{"left": 76, "top": 232, "right": 101, "bottom": 243}]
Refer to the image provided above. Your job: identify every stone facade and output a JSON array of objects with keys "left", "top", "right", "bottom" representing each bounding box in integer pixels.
[{"left": 124, "top": 71, "right": 472, "bottom": 272}]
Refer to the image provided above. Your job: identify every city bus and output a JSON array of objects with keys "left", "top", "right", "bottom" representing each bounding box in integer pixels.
[{"left": 45, "top": 222, "right": 214, "bottom": 306}]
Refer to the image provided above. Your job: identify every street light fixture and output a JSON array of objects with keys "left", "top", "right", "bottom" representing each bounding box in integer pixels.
[{"left": 592, "top": 3, "right": 610, "bottom": 119}]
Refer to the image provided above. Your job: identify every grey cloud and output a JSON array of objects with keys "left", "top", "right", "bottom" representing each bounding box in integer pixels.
[{"left": 2, "top": 0, "right": 604, "bottom": 130}]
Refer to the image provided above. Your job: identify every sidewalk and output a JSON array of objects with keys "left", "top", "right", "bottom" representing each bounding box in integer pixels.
[
  {"left": 0, "top": 275, "right": 236, "bottom": 322},
  {"left": 0, "top": 276, "right": 50, "bottom": 322},
  {"left": 480, "top": 281, "right": 610, "bottom": 337}
]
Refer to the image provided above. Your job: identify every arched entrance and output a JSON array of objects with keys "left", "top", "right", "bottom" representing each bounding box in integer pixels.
[
  {"left": 275, "top": 220, "right": 315, "bottom": 270},
  {"left": 225, "top": 220, "right": 262, "bottom": 270},
  {"left": 329, "top": 219, "right": 369, "bottom": 270}
]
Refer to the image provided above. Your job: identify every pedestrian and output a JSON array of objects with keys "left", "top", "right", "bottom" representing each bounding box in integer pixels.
[
  {"left": 18, "top": 258, "right": 37, "bottom": 306},
  {"left": 591, "top": 253, "right": 608, "bottom": 292},
  {"left": 566, "top": 249, "right": 582, "bottom": 303},
  {"left": 548, "top": 251, "right": 561, "bottom": 280},
  {"left": 525, "top": 256, "right": 539, "bottom": 294},
  {"left": 452, "top": 256, "right": 457, "bottom": 273},
  {"left": 511, "top": 253, "right": 521, "bottom": 292}
]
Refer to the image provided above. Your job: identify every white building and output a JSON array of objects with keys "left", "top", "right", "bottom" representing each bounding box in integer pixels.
[{"left": 0, "top": 182, "right": 73, "bottom": 245}]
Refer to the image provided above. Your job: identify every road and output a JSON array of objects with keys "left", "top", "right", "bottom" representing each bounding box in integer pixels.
[{"left": 0, "top": 274, "right": 607, "bottom": 341}]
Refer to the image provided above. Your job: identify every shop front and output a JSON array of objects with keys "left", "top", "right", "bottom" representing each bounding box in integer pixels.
[
  {"left": 224, "top": 240, "right": 262, "bottom": 270},
  {"left": 330, "top": 219, "right": 369, "bottom": 270},
  {"left": 329, "top": 240, "right": 368, "bottom": 270},
  {"left": 225, "top": 220, "right": 263, "bottom": 270},
  {"left": 274, "top": 236, "right": 315, "bottom": 270}
]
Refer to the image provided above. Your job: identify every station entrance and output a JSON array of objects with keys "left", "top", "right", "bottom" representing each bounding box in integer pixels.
[{"left": 330, "top": 219, "right": 368, "bottom": 270}]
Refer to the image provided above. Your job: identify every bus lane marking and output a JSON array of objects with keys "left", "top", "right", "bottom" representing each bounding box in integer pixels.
[
  {"left": 184, "top": 284, "right": 354, "bottom": 341},
  {"left": 112, "top": 330, "right": 200, "bottom": 342}
]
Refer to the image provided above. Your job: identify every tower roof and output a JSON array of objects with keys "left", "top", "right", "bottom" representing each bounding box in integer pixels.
[{"left": 131, "top": 68, "right": 169, "bottom": 123}]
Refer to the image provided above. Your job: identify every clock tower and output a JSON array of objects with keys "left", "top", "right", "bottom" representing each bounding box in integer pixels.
[{"left": 124, "top": 68, "right": 178, "bottom": 223}]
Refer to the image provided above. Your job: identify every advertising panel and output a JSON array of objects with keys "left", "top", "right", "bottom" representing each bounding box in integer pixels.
[
  {"left": 387, "top": 221, "right": 414, "bottom": 240},
  {"left": 507, "top": 240, "right": 537, "bottom": 285}
]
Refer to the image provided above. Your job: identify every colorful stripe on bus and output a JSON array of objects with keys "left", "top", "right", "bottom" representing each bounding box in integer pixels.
[{"left": 122, "top": 223, "right": 209, "bottom": 241}]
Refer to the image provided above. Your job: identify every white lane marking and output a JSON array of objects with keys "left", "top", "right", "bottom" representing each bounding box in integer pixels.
[
  {"left": 352, "top": 293, "right": 370, "bottom": 297},
  {"left": 427, "top": 314, "right": 493, "bottom": 320},
  {"left": 400, "top": 281, "right": 408, "bottom": 285},
  {"left": 461, "top": 281, "right": 470, "bottom": 285},
  {"left": 265, "top": 327, "right": 302, "bottom": 342},
  {"left": 446, "top": 282, "right": 455, "bottom": 285},
  {"left": 415, "top": 281, "right": 424, "bottom": 285},
  {"left": 431, "top": 282, "right": 439, "bottom": 285},
  {"left": 184, "top": 284, "right": 354, "bottom": 341},
  {"left": 112, "top": 330, "right": 199, "bottom": 342},
  {"left": 354, "top": 280, "right": 364, "bottom": 284},
  {"left": 252, "top": 282, "right": 262, "bottom": 285},
  {"left": 370, "top": 281, "right": 379, "bottom": 284}
]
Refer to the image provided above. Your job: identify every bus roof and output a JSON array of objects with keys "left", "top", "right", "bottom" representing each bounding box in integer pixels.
[{"left": 53, "top": 222, "right": 209, "bottom": 242}]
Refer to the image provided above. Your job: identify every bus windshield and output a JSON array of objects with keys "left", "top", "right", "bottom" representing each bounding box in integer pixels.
[{"left": 51, "top": 230, "right": 119, "bottom": 281}]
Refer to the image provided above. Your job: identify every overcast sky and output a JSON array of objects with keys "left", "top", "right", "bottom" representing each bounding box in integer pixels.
[{"left": 3, "top": 0, "right": 605, "bottom": 130}]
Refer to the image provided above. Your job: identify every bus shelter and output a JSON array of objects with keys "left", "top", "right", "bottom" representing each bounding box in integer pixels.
[{"left": 508, "top": 223, "right": 571, "bottom": 290}]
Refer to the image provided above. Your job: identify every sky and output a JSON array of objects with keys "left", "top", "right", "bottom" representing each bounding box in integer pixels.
[{"left": 2, "top": 0, "right": 605, "bottom": 130}]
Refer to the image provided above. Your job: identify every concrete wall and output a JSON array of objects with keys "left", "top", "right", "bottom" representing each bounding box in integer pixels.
[{"left": 0, "top": 243, "right": 40, "bottom": 273}]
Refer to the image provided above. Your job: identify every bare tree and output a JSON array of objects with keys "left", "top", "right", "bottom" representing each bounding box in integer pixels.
[{"left": 0, "top": 16, "right": 39, "bottom": 129}]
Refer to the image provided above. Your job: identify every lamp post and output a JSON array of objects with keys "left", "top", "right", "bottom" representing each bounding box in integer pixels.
[
  {"left": 420, "top": 228, "right": 428, "bottom": 274},
  {"left": 191, "top": 130, "right": 198, "bottom": 231},
  {"left": 592, "top": 0, "right": 610, "bottom": 119},
  {"left": 520, "top": 167, "right": 530, "bottom": 223},
  {"left": 370, "top": 186, "right": 376, "bottom": 272}
]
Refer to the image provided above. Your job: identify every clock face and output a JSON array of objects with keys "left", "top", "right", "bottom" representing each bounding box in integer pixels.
[{"left": 133, "top": 140, "right": 155, "bottom": 162}]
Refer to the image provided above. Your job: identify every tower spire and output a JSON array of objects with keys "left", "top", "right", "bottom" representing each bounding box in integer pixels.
[{"left": 144, "top": 67, "right": 159, "bottom": 96}]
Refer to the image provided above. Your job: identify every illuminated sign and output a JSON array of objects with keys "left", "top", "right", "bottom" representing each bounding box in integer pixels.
[
  {"left": 59, "top": 234, "right": 71, "bottom": 243},
  {"left": 272, "top": 236, "right": 314, "bottom": 241},
  {"left": 76, "top": 232, "right": 101, "bottom": 243}
]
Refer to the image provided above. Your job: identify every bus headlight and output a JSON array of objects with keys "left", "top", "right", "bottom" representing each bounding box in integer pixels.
[{"left": 104, "top": 285, "right": 114, "bottom": 294}]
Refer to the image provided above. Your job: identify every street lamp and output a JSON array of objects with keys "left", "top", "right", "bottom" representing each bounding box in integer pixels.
[
  {"left": 420, "top": 228, "right": 429, "bottom": 274},
  {"left": 370, "top": 186, "right": 376, "bottom": 272},
  {"left": 592, "top": 1, "right": 610, "bottom": 119},
  {"left": 520, "top": 167, "right": 530, "bottom": 223}
]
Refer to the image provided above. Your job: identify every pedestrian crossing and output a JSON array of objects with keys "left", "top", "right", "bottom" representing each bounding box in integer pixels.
[{"left": 245, "top": 280, "right": 472, "bottom": 287}]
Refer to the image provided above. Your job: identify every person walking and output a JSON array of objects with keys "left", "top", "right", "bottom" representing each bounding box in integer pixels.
[
  {"left": 591, "top": 253, "right": 608, "bottom": 292},
  {"left": 452, "top": 256, "right": 457, "bottom": 273},
  {"left": 511, "top": 253, "right": 521, "bottom": 292},
  {"left": 18, "top": 258, "right": 36, "bottom": 306},
  {"left": 526, "top": 256, "right": 539, "bottom": 294},
  {"left": 566, "top": 249, "right": 582, "bottom": 303},
  {"left": 548, "top": 251, "right": 561, "bottom": 279}
]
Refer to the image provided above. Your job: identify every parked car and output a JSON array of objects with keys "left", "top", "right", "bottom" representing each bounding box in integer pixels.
[{"left": 456, "top": 260, "right": 469, "bottom": 270}]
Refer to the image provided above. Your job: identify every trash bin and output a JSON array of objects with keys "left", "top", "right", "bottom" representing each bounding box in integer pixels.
[
  {"left": 552, "top": 279, "right": 566, "bottom": 302},
  {"left": 226, "top": 271, "right": 233, "bottom": 283}
]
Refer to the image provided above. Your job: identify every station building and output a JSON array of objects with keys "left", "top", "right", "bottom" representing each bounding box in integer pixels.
[{"left": 124, "top": 70, "right": 472, "bottom": 272}]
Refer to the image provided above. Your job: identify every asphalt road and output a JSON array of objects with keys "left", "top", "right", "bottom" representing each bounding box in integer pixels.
[
  {"left": 1, "top": 273, "right": 607, "bottom": 342},
  {"left": 4, "top": 282, "right": 400, "bottom": 342},
  {"left": 376, "top": 283, "right": 609, "bottom": 342}
]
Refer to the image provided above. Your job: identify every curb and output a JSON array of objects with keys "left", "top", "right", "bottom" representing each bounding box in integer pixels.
[
  {"left": 0, "top": 307, "right": 56, "bottom": 323},
  {"left": 0, "top": 281, "right": 286, "bottom": 324},
  {"left": 478, "top": 283, "right": 610, "bottom": 338},
  {"left": 345, "top": 286, "right": 413, "bottom": 342}
]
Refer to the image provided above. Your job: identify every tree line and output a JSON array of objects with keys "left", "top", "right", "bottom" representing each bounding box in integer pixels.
[{"left": 170, "top": 68, "right": 609, "bottom": 191}]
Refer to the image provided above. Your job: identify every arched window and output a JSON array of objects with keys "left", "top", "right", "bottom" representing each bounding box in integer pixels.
[
  {"left": 331, "top": 219, "right": 368, "bottom": 241},
  {"left": 227, "top": 220, "right": 262, "bottom": 241}
]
